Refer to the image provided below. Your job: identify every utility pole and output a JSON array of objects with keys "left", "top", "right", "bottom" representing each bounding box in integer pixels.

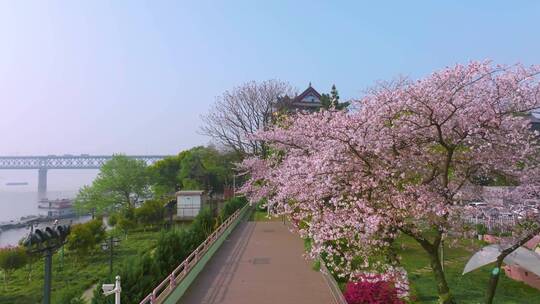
[
  {"left": 43, "top": 249, "right": 52, "bottom": 303},
  {"left": 101, "top": 236, "right": 120, "bottom": 275},
  {"left": 109, "top": 237, "right": 113, "bottom": 274}
]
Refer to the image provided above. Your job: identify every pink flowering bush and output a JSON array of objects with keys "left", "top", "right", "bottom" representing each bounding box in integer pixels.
[
  {"left": 240, "top": 61, "right": 540, "bottom": 304},
  {"left": 344, "top": 273, "right": 405, "bottom": 304}
]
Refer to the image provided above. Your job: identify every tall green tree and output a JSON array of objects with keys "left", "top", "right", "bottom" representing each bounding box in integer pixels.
[
  {"left": 135, "top": 199, "right": 165, "bottom": 228},
  {"left": 148, "top": 152, "right": 188, "bottom": 197},
  {"left": 147, "top": 146, "right": 240, "bottom": 195},
  {"left": 177, "top": 146, "right": 238, "bottom": 192},
  {"left": 320, "top": 84, "right": 349, "bottom": 110},
  {"left": 75, "top": 155, "right": 150, "bottom": 214}
]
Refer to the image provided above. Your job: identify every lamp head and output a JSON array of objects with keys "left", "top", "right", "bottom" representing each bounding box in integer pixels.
[{"left": 102, "top": 283, "right": 115, "bottom": 294}]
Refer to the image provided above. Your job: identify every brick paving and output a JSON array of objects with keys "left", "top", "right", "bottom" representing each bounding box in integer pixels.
[{"left": 178, "top": 220, "right": 337, "bottom": 304}]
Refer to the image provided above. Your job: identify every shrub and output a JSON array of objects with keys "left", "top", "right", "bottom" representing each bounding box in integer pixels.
[
  {"left": 191, "top": 207, "right": 216, "bottom": 240},
  {"left": 92, "top": 253, "right": 160, "bottom": 304},
  {"left": 107, "top": 213, "right": 118, "bottom": 227},
  {"left": 476, "top": 224, "right": 488, "bottom": 235},
  {"left": 219, "top": 196, "right": 247, "bottom": 222},
  {"left": 135, "top": 199, "right": 165, "bottom": 227},
  {"left": 52, "top": 286, "right": 85, "bottom": 304},
  {"left": 154, "top": 228, "right": 195, "bottom": 277},
  {"left": 0, "top": 246, "right": 28, "bottom": 288},
  {"left": 344, "top": 279, "right": 404, "bottom": 304},
  {"left": 117, "top": 217, "right": 136, "bottom": 233},
  {"left": 121, "top": 206, "right": 136, "bottom": 220},
  {"left": 116, "top": 209, "right": 137, "bottom": 234},
  {"left": 86, "top": 218, "right": 106, "bottom": 244},
  {"left": 66, "top": 225, "right": 95, "bottom": 257},
  {"left": 119, "top": 253, "right": 160, "bottom": 304},
  {"left": 154, "top": 205, "right": 223, "bottom": 276},
  {"left": 66, "top": 219, "right": 105, "bottom": 258}
]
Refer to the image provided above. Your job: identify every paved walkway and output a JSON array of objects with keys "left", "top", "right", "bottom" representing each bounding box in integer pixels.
[{"left": 178, "top": 220, "right": 337, "bottom": 304}]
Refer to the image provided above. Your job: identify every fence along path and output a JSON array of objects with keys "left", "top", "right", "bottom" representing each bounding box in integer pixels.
[
  {"left": 178, "top": 219, "right": 338, "bottom": 304},
  {"left": 139, "top": 205, "right": 248, "bottom": 304}
]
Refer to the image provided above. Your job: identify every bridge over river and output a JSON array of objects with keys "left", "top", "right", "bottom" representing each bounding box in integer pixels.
[{"left": 0, "top": 155, "right": 167, "bottom": 197}]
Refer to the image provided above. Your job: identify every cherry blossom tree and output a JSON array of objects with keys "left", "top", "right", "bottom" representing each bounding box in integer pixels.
[{"left": 240, "top": 62, "right": 540, "bottom": 304}]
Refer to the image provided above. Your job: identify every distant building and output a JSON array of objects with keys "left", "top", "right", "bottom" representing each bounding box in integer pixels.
[
  {"left": 503, "top": 235, "right": 540, "bottom": 290},
  {"left": 274, "top": 83, "right": 322, "bottom": 113},
  {"left": 176, "top": 190, "right": 206, "bottom": 219},
  {"left": 38, "top": 198, "right": 76, "bottom": 218}
]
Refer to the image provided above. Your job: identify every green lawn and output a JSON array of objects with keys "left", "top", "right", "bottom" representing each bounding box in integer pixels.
[
  {"left": 0, "top": 229, "right": 162, "bottom": 304},
  {"left": 397, "top": 235, "right": 540, "bottom": 303},
  {"left": 300, "top": 224, "right": 539, "bottom": 303}
]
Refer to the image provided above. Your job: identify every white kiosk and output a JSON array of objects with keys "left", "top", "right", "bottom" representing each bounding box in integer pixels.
[{"left": 176, "top": 190, "right": 205, "bottom": 219}]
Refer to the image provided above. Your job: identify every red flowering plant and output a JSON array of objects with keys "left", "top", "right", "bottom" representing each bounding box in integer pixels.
[{"left": 344, "top": 274, "right": 404, "bottom": 304}]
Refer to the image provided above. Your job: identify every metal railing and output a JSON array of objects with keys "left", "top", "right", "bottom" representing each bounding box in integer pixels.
[
  {"left": 139, "top": 204, "right": 248, "bottom": 304},
  {"left": 319, "top": 257, "right": 348, "bottom": 304},
  {"left": 463, "top": 215, "right": 517, "bottom": 233}
]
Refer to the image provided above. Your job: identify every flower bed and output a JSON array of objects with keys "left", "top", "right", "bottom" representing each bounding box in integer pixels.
[{"left": 344, "top": 269, "right": 409, "bottom": 304}]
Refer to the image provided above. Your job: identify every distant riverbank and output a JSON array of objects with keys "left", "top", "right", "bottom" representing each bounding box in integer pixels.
[
  {"left": 0, "top": 169, "right": 98, "bottom": 246},
  {"left": 0, "top": 190, "right": 91, "bottom": 247},
  {"left": 0, "top": 191, "right": 78, "bottom": 222},
  {"left": 0, "top": 215, "right": 92, "bottom": 247}
]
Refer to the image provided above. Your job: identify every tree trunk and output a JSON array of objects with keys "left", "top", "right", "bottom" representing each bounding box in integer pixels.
[
  {"left": 414, "top": 235, "right": 456, "bottom": 304},
  {"left": 125, "top": 193, "right": 131, "bottom": 208},
  {"left": 485, "top": 258, "right": 504, "bottom": 304},
  {"left": 426, "top": 245, "right": 455, "bottom": 304}
]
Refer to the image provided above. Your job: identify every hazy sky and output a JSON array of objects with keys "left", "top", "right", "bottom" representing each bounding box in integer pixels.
[{"left": 1, "top": 1, "right": 539, "bottom": 156}]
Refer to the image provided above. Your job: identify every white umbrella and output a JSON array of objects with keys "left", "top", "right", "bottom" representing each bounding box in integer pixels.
[
  {"left": 463, "top": 245, "right": 502, "bottom": 275},
  {"left": 463, "top": 244, "right": 540, "bottom": 276}
]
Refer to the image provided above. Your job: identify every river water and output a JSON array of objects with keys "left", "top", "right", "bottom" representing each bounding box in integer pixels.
[{"left": 0, "top": 169, "right": 98, "bottom": 247}]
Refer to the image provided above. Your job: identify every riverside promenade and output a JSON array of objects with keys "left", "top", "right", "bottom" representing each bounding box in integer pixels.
[{"left": 178, "top": 219, "right": 338, "bottom": 304}]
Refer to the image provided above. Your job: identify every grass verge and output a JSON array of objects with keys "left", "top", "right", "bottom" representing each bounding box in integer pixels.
[
  {"left": 397, "top": 235, "right": 540, "bottom": 303},
  {"left": 0, "top": 228, "right": 161, "bottom": 304}
]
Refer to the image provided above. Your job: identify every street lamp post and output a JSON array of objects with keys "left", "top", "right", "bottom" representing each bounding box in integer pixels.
[
  {"left": 23, "top": 225, "right": 70, "bottom": 304},
  {"left": 52, "top": 220, "right": 65, "bottom": 273},
  {"left": 101, "top": 236, "right": 121, "bottom": 276}
]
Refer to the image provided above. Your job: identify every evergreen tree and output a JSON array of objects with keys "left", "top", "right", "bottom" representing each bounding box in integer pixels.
[
  {"left": 330, "top": 84, "right": 340, "bottom": 107},
  {"left": 320, "top": 85, "right": 349, "bottom": 110}
]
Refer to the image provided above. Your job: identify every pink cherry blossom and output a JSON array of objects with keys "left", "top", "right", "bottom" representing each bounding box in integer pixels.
[{"left": 239, "top": 61, "right": 540, "bottom": 303}]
